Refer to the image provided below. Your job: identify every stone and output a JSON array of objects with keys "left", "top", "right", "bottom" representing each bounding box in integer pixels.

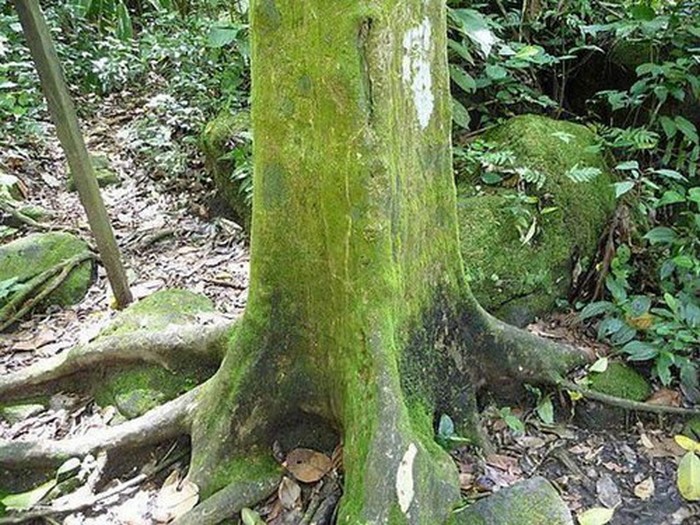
[
  {"left": 0, "top": 232, "right": 94, "bottom": 310},
  {"left": 66, "top": 153, "right": 121, "bottom": 191},
  {"left": 457, "top": 115, "right": 615, "bottom": 326},
  {"left": 0, "top": 403, "right": 45, "bottom": 424}
]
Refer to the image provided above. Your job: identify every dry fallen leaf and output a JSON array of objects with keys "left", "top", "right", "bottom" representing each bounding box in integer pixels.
[
  {"left": 645, "top": 388, "right": 681, "bottom": 407},
  {"left": 283, "top": 448, "right": 332, "bottom": 483},
  {"left": 153, "top": 470, "right": 199, "bottom": 523},
  {"left": 485, "top": 454, "right": 518, "bottom": 472},
  {"left": 459, "top": 472, "right": 474, "bottom": 491},
  {"left": 278, "top": 476, "right": 301, "bottom": 510},
  {"left": 634, "top": 477, "right": 655, "bottom": 500}
]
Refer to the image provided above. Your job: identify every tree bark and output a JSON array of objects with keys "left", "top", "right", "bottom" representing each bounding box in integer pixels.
[
  {"left": 14, "top": 0, "right": 133, "bottom": 308},
  {"left": 185, "top": 0, "right": 582, "bottom": 523}
]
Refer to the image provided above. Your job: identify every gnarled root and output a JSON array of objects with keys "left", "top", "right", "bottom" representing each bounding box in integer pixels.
[
  {"left": 0, "top": 321, "right": 231, "bottom": 399},
  {"left": 173, "top": 473, "right": 282, "bottom": 525},
  {"left": 465, "top": 299, "right": 590, "bottom": 387},
  {"left": 0, "top": 384, "right": 201, "bottom": 469}
]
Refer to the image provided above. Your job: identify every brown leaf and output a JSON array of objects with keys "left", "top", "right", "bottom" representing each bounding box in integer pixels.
[
  {"left": 13, "top": 329, "right": 56, "bottom": 351},
  {"left": 645, "top": 388, "right": 681, "bottom": 407},
  {"left": 634, "top": 477, "right": 655, "bottom": 500},
  {"left": 485, "top": 454, "right": 518, "bottom": 472},
  {"left": 283, "top": 448, "right": 332, "bottom": 483},
  {"left": 153, "top": 470, "right": 199, "bottom": 523},
  {"left": 459, "top": 473, "right": 474, "bottom": 491}
]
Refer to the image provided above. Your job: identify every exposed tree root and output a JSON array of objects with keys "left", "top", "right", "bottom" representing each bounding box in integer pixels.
[
  {"left": 0, "top": 450, "right": 187, "bottom": 524},
  {"left": 469, "top": 304, "right": 591, "bottom": 387},
  {"left": 559, "top": 378, "right": 700, "bottom": 416},
  {"left": 0, "top": 253, "right": 95, "bottom": 332},
  {"left": 0, "top": 385, "right": 200, "bottom": 469},
  {"left": 173, "top": 473, "right": 282, "bottom": 525},
  {"left": 0, "top": 321, "right": 232, "bottom": 399},
  {"left": 0, "top": 199, "right": 81, "bottom": 237}
]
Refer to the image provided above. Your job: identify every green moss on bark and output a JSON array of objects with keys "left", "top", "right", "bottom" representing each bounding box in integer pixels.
[{"left": 457, "top": 115, "right": 615, "bottom": 325}]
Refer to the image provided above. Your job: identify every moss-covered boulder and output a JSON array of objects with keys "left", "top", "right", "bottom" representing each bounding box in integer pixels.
[
  {"left": 67, "top": 153, "right": 121, "bottom": 191},
  {"left": 200, "top": 110, "right": 252, "bottom": 229},
  {"left": 0, "top": 232, "right": 94, "bottom": 310},
  {"left": 94, "top": 289, "right": 219, "bottom": 419},
  {"left": 0, "top": 173, "right": 24, "bottom": 202},
  {"left": 589, "top": 362, "right": 651, "bottom": 401},
  {"left": 457, "top": 115, "right": 615, "bottom": 325}
]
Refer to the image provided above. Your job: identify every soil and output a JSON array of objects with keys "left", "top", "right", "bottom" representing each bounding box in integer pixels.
[{"left": 1, "top": 96, "right": 698, "bottom": 524}]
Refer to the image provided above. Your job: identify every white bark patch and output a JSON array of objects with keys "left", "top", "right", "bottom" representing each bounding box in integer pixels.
[
  {"left": 402, "top": 19, "right": 433, "bottom": 129},
  {"left": 396, "top": 443, "right": 418, "bottom": 515}
]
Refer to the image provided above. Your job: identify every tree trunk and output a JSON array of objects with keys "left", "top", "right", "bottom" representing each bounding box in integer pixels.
[{"left": 187, "top": 0, "right": 583, "bottom": 523}]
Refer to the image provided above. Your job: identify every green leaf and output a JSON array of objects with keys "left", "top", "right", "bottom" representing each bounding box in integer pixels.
[
  {"left": 438, "top": 414, "right": 455, "bottom": 438},
  {"left": 241, "top": 508, "right": 266, "bottom": 525},
  {"left": 449, "top": 66, "right": 476, "bottom": 93},
  {"left": 536, "top": 396, "right": 554, "bottom": 425},
  {"left": 621, "top": 340, "right": 658, "bottom": 361},
  {"left": 580, "top": 301, "right": 615, "bottom": 320},
  {"left": 659, "top": 116, "right": 677, "bottom": 139},
  {"left": 449, "top": 9, "right": 497, "bottom": 58},
  {"left": 644, "top": 227, "right": 677, "bottom": 244},
  {"left": 615, "top": 160, "right": 639, "bottom": 171},
  {"left": 655, "top": 190, "right": 685, "bottom": 207},
  {"left": 485, "top": 64, "right": 508, "bottom": 80},
  {"left": 677, "top": 451, "right": 700, "bottom": 501},
  {"left": 565, "top": 165, "right": 602, "bottom": 183},
  {"left": 675, "top": 116, "right": 699, "bottom": 143},
  {"left": 208, "top": 25, "right": 240, "bottom": 48},
  {"left": 577, "top": 506, "right": 615, "bottom": 525},
  {"left": 688, "top": 188, "right": 700, "bottom": 203},
  {"left": 630, "top": 4, "right": 655, "bottom": 21},
  {"left": 452, "top": 99, "right": 471, "bottom": 130},
  {"left": 115, "top": 1, "right": 133, "bottom": 41},
  {"left": 2, "top": 479, "right": 57, "bottom": 510},
  {"left": 613, "top": 181, "right": 635, "bottom": 199},
  {"left": 590, "top": 357, "right": 609, "bottom": 373}
]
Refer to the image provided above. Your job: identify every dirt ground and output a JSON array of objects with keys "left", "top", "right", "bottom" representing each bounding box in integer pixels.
[{"left": 1, "top": 99, "right": 698, "bottom": 524}]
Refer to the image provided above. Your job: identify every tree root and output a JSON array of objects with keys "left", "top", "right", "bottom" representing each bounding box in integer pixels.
[
  {"left": 559, "top": 378, "right": 700, "bottom": 417},
  {"left": 472, "top": 307, "right": 591, "bottom": 386},
  {"left": 0, "top": 253, "right": 95, "bottom": 332},
  {"left": 0, "top": 321, "right": 232, "bottom": 399},
  {"left": 0, "top": 385, "right": 200, "bottom": 468},
  {"left": 172, "top": 473, "right": 281, "bottom": 525},
  {"left": 0, "top": 450, "right": 187, "bottom": 524}
]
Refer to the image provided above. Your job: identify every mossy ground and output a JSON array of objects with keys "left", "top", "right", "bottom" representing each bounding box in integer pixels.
[
  {"left": 92, "top": 289, "right": 219, "bottom": 418},
  {"left": 457, "top": 115, "right": 615, "bottom": 325},
  {"left": 0, "top": 232, "right": 93, "bottom": 309},
  {"left": 589, "top": 362, "right": 651, "bottom": 401}
]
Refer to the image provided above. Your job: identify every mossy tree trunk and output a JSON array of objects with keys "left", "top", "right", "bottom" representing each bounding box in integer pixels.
[{"left": 186, "top": 0, "right": 584, "bottom": 523}]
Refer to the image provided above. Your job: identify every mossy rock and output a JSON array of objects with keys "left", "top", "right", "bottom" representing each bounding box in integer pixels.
[
  {"left": 449, "top": 476, "right": 573, "bottom": 524},
  {"left": 93, "top": 289, "right": 218, "bottom": 418},
  {"left": 101, "top": 288, "right": 216, "bottom": 336},
  {"left": 589, "top": 363, "right": 651, "bottom": 401},
  {"left": 0, "top": 173, "right": 24, "bottom": 201},
  {"left": 199, "top": 110, "right": 252, "bottom": 229},
  {"left": 67, "top": 154, "right": 121, "bottom": 191},
  {"left": 457, "top": 115, "right": 615, "bottom": 325},
  {"left": 0, "top": 232, "right": 94, "bottom": 310}
]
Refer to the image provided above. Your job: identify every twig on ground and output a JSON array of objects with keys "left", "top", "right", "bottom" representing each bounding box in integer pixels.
[{"left": 559, "top": 378, "right": 700, "bottom": 416}]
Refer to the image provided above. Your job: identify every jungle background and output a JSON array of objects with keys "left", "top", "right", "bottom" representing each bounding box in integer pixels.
[{"left": 0, "top": 0, "right": 698, "bottom": 523}]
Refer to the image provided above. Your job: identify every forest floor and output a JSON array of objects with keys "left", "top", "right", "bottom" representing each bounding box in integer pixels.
[{"left": 1, "top": 97, "right": 698, "bottom": 524}]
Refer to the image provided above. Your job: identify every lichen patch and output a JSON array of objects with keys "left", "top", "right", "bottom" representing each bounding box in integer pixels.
[
  {"left": 401, "top": 19, "right": 434, "bottom": 129},
  {"left": 396, "top": 442, "right": 418, "bottom": 515}
]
